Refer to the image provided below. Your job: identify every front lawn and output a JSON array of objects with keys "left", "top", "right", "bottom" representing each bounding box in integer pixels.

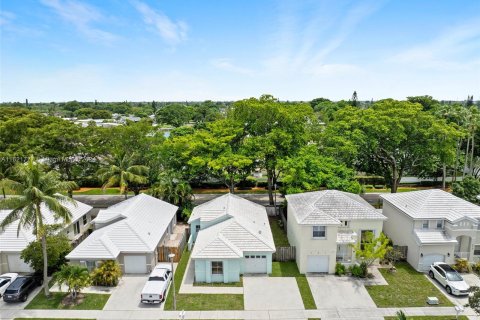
[
  {"left": 366, "top": 262, "right": 453, "bottom": 307},
  {"left": 25, "top": 292, "right": 110, "bottom": 310},
  {"left": 164, "top": 248, "right": 244, "bottom": 310},
  {"left": 384, "top": 317, "right": 468, "bottom": 320},
  {"left": 296, "top": 276, "right": 316, "bottom": 309},
  {"left": 269, "top": 217, "right": 290, "bottom": 247}
]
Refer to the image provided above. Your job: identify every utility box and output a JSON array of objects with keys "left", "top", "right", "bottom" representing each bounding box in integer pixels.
[{"left": 427, "top": 297, "right": 439, "bottom": 305}]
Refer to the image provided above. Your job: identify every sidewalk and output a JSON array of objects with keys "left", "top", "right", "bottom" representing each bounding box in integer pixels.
[
  {"left": 179, "top": 258, "right": 244, "bottom": 294},
  {"left": 1, "top": 306, "right": 478, "bottom": 320}
]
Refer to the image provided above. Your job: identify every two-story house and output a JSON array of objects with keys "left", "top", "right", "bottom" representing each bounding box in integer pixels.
[
  {"left": 381, "top": 189, "right": 480, "bottom": 271},
  {"left": 0, "top": 199, "right": 93, "bottom": 273},
  {"left": 286, "top": 190, "right": 387, "bottom": 274}
]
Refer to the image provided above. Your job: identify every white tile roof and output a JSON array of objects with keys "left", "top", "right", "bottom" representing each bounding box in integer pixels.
[
  {"left": 191, "top": 194, "right": 275, "bottom": 259},
  {"left": 285, "top": 190, "right": 386, "bottom": 225},
  {"left": 381, "top": 189, "right": 480, "bottom": 222},
  {"left": 414, "top": 229, "right": 458, "bottom": 245},
  {"left": 0, "top": 199, "right": 93, "bottom": 253},
  {"left": 66, "top": 194, "right": 178, "bottom": 260}
]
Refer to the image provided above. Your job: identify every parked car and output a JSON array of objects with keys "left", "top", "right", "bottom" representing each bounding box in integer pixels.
[
  {"left": 0, "top": 273, "right": 19, "bottom": 298},
  {"left": 429, "top": 262, "right": 470, "bottom": 295},
  {"left": 140, "top": 263, "right": 172, "bottom": 304},
  {"left": 2, "top": 273, "right": 43, "bottom": 303}
]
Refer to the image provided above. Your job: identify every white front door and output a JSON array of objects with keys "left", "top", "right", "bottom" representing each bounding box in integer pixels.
[
  {"left": 124, "top": 255, "right": 147, "bottom": 274},
  {"left": 307, "top": 255, "right": 329, "bottom": 273},
  {"left": 421, "top": 254, "right": 445, "bottom": 271},
  {"left": 244, "top": 254, "right": 267, "bottom": 273},
  {"left": 7, "top": 254, "right": 33, "bottom": 273}
]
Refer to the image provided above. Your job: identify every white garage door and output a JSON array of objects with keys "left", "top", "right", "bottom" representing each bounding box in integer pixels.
[
  {"left": 244, "top": 254, "right": 267, "bottom": 273},
  {"left": 124, "top": 255, "right": 147, "bottom": 274},
  {"left": 421, "top": 254, "right": 445, "bottom": 271},
  {"left": 307, "top": 255, "right": 329, "bottom": 273},
  {"left": 7, "top": 254, "right": 33, "bottom": 273}
]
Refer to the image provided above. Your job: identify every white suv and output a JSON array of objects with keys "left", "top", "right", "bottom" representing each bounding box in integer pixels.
[{"left": 429, "top": 262, "right": 470, "bottom": 296}]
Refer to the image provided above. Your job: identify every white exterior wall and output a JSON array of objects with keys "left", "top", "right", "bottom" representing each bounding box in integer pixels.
[{"left": 347, "top": 219, "right": 385, "bottom": 263}]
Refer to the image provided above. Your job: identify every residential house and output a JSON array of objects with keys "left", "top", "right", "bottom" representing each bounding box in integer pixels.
[
  {"left": 286, "top": 190, "right": 387, "bottom": 274},
  {"left": 66, "top": 193, "right": 178, "bottom": 274},
  {"left": 381, "top": 189, "right": 480, "bottom": 271},
  {"left": 0, "top": 199, "right": 93, "bottom": 273},
  {"left": 188, "top": 193, "right": 275, "bottom": 283}
]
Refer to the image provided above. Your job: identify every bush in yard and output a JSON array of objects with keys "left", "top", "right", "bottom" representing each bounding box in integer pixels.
[
  {"left": 472, "top": 261, "right": 480, "bottom": 273},
  {"left": 349, "top": 262, "right": 368, "bottom": 278},
  {"left": 21, "top": 234, "right": 71, "bottom": 274},
  {"left": 91, "top": 260, "right": 122, "bottom": 286},
  {"left": 454, "top": 258, "right": 471, "bottom": 273},
  {"left": 335, "top": 263, "right": 346, "bottom": 276},
  {"left": 466, "top": 286, "right": 480, "bottom": 315},
  {"left": 55, "top": 265, "right": 91, "bottom": 303},
  {"left": 395, "top": 310, "right": 407, "bottom": 320}
]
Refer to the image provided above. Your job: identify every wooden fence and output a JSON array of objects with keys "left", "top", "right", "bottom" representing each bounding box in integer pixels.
[
  {"left": 158, "top": 229, "right": 188, "bottom": 263},
  {"left": 273, "top": 246, "right": 296, "bottom": 262}
]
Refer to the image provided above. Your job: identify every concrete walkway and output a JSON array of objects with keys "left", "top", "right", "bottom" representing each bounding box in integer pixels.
[
  {"left": 1, "top": 306, "right": 478, "bottom": 320},
  {"left": 179, "top": 258, "right": 244, "bottom": 294}
]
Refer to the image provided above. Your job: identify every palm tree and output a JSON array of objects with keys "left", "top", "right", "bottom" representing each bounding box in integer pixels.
[
  {"left": 55, "top": 265, "right": 91, "bottom": 302},
  {"left": 151, "top": 172, "right": 194, "bottom": 208},
  {"left": 396, "top": 310, "right": 407, "bottom": 320},
  {"left": 0, "top": 156, "right": 78, "bottom": 297},
  {"left": 97, "top": 153, "right": 149, "bottom": 199}
]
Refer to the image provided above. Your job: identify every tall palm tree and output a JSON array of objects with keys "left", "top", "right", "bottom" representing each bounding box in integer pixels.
[
  {"left": 97, "top": 153, "right": 149, "bottom": 199},
  {"left": 0, "top": 156, "right": 78, "bottom": 297}
]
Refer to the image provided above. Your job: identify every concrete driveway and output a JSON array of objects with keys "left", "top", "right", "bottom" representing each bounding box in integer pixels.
[
  {"left": 307, "top": 275, "right": 376, "bottom": 308},
  {"left": 104, "top": 275, "right": 167, "bottom": 310},
  {"left": 243, "top": 276, "right": 304, "bottom": 310},
  {"left": 0, "top": 285, "right": 42, "bottom": 310},
  {"left": 426, "top": 272, "right": 480, "bottom": 306}
]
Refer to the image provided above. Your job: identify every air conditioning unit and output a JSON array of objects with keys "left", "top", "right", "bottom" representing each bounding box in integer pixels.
[{"left": 427, "top": 297, "right": 439, "bottom": 305}]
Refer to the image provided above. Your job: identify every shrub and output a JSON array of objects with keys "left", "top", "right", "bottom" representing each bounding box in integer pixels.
[
  {"left": 237, "top": 176, "right": 257, "bottom": 189},
  {"left": 91, "top": 260, "right": 122, "bottom": 286},
  {"left": 453, "top": 258, "right": 471, "bottom": 273},
  {"left": 472, "top": 261, "right": 480, "bottom": 272},
  {"left": 349, "top": 262, "right": 368, "bottom": 278},
  {"left": 335, "top": 263, "right": 346, "bottom": 276}
]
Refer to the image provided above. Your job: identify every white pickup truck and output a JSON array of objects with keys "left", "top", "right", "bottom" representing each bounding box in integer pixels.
[{"left": 140, "top": 263, "right": 172, "bottom": 304}]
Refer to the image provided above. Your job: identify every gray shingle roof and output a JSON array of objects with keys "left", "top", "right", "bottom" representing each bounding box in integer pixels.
[
  {"left": 285, "top": 190, "right": 386, "bottom": 225},
  {"left": 381, "top": 189, "right": 480, "bottom": 221},
  {"left": 191, "top": 194, "right": 275, "bottom": 259}
]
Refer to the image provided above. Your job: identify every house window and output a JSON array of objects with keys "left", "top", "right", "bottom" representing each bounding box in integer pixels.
[
  {"left": 361, "top": 230, "right": 374, "bottom": 250},
  {"left": 85, "top": 261, "right": 96, "bottom": 271},
  {"left": 313, "top": 226, "right": 326, "bottom": 239},
  {"left": 83, "top": 215, "right": 88, "bottom": 226},
  {"left": 474, "top": 245, "right": 480, "bottom": 256},
  {"left": 341, "top": 221, "right": 349, "bottom": 227},
  {"left": 211, "top": 261, "right": 223, "bottom": 275},
  {"left": 436, "top": 220, "right": 443, "bottom": 230},
  {"left": 195, "top": 225, "right": 201, "bottom": 233},
  {"left": 422, "top": 220, "right": 429, "bottom": 229},
  {"left": 74, "top": 221, "right": 80, "bottom": 235}
]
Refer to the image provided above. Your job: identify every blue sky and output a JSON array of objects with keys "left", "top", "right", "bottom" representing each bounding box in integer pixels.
[{"left": 1, "top": 0, "right": 479, "bottom": 102}]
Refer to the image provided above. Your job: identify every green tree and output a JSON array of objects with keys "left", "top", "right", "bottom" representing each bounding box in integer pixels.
[
  {"left": 90, "top": 260, "right": 122, "bottom": 286},
  {"left": 407, "top": 95, "right": 439, "bottom": 111},
  {"left": 351, "top": 232, "right": 390, "bottom": 267},
  {"left": 466, "top": 286, "right": 480, "bottom": 315},
  {"left": 150, "top": 172, "right": 194, "bottom": 220},
  {"left": 97, "top": 153, "right": 149, "bottom": 199},
  {"left": 453, "top": 176, "right": 480, "bottom": 204},
  {"left": 0, "top": 156, "right": 77, "bottom": 297},
  {"left": 280, "top": 145, "right": 361, "bottom": 194},
  {"left": 21, "top": 234, "right": 71, "bottom": 273},
  {"left": 55, "top": 265, "right": 91, "bottom": 302},
  {"left": 156, "top": 103, "right": 192, "bottom": 127}
]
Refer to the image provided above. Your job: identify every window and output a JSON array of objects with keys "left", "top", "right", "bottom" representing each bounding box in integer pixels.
[
  {"left": 436, "top": 220, "right": 443, "bottom": 230},
  {"left": 341, "top": 220, "right": 349, "bottom": 227},
  {"left": 83, "top": 215, "right": 88, "bottom": 226},
  {"left": 211, "top": 261, "right": 223, "bottom": 275},
  {"left": 74, "top": 221, "right": 80, "bottom": 235},
  {"left": 85, "top": 261, "right": 96, "bottom": 271},
  {"left": 422, "top": 220, "right": 429, "bottom": 229},
  {"left": 361, "top": 230, "right": 374, "bottom": 250},
  {"left": 195, "top": 225, "right": 201, "bottom": 233},
  {"left": 474, "top": 245, "right": 480, "bottom": 256},
  {"left": 313, "top": 226, "right": 326, "bottom": 238}
]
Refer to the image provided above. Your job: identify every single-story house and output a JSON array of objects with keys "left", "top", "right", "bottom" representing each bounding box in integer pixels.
[
  {"left": 0, "top": 199, "right": 93, "bottom": 273},
  {"left": 286, "top": 190, "right": 387, "bottom": 274},
  {"left": 381, "top": 189, "right": 480, "bottom": 271},
  {"left": 188, "top": 193, "right": 275, "bottom": 283},
  {"left": 66, "top": 193, "right": 178, "bottom": 274}
]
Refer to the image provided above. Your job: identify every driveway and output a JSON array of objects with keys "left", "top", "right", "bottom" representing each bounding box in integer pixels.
[
  {"left": 426, "top": 272, "right": 480, "bottom": 306},
  {"left": 104, "top": 275, "right": 167, "bottom": 310},
  {"left": 243, "top": 276, "right": 304, "bottom": 310},
  {"left": 307, "top": 275, "right": 376, "bottom": 308},
  {"left": 0, "top": 285, "right": 42, "bottom": 310}
]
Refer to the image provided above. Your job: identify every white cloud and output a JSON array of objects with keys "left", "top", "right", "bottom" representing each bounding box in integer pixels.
[
  {"left": 131, "top": 1, "right": 187, "bottom": 45},
  {"left": 210, "top": 58, "right": 254, "bottom": 75},
  {"left": 40, "top": 0, "right": 117, "bottom": 43}
]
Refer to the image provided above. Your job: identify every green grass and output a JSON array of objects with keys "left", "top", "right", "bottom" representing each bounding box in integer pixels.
[
  {"left": 15, "top": 318, "right": 95, "bottom": 320},
  {"left": 384, "top": 317, "right": 468, "bottom": 320},
  {"left": 366, "top": 262, "right": 453, "bottom": 307},
  {"left": 164, "top": 248, "right": 243, "bottom": 310},
  {"left": 364, "top": 187, "right": 429, "bottom": 193},
  {"left": 72, "top": 188, "right": 135, "bottom": 195},
  {"left": 296, "top": 277, "right": 316, "bottom": 309},
  {"left": 194, "top": 277, "right": 243, "bottom": 287},
  {"left": 25, "top": 292, "right": 110, "bottom": 310},
  {"left": 192, "top": 188, "right": 269, "bottom": 194},
  {"left": 271, "top": 261, "right": 301, "bottom": 277},
  {"left": 269, "top": 217, "right": 290, "bottom": 247},
  {"left": 271, "top": 261, "right": 316, "bottom": 309}
]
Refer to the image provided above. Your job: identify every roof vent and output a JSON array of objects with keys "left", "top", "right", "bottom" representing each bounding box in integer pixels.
[{"left": 259, "top": 230, "right": 262, "bottom": 234}]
